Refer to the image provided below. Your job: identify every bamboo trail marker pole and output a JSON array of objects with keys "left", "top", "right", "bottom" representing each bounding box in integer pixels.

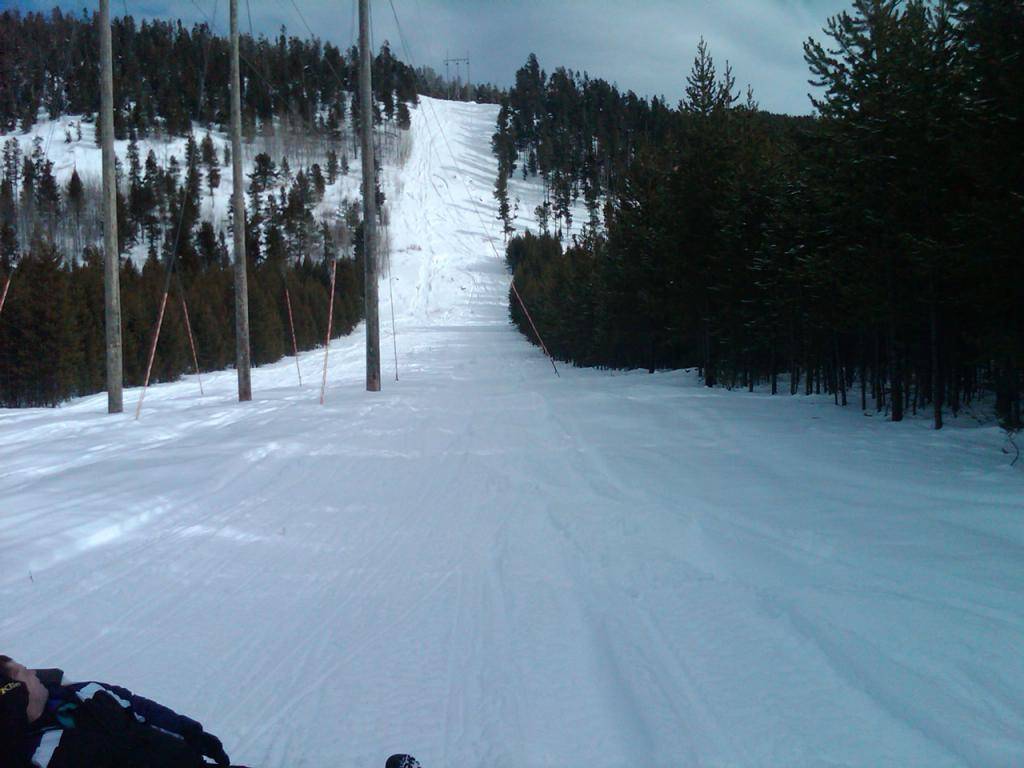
[
  {"left": 179, "top": 292, "right": 204, "bottom": 396},
  {"left": 100, "top": 0, "right": 123, "bottom": 413},
  {"left": 230, "top": 0, "right": 252, "bottom": 401},
  {"left": 0, "top": 271, "right": 11, "bottom": 316},
  {"left": 135, "top": 291, "right": 170, "bottom": 420},
  {"left": 320, "top": 258, "right": 338, "bottom": 405},
  {"left": 388, "top": 268, "right": 399, "bottom": 381},
  {"left": 285, "top": 286, "right": 302, "bottom": 386},
  {"left": 172, "top": 270, "right": 204, "bottom": 396},
  {"left": 134, "top": 277, "right": 203, "bottom": 418},
  {"left": 510, "top": 277, "right": 560, "bottom": 377},
  {"left": 359, "top": 0, "right": 381, "bottom": 392}
]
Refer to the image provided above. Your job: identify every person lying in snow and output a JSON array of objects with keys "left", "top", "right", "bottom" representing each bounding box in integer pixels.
[
  {"left": 0, "top": 655, "right": 240, "bottom": 768},
  {"left": 1, "top": 655, "right": 422, "bottom": 768}
]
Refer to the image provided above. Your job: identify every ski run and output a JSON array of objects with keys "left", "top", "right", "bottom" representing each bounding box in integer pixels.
[{"left": 2, "top": 97, "right": 1023, "bottom": 767}]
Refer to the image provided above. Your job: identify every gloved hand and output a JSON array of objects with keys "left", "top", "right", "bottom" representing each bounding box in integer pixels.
[{"left": 194, "top": 731, "right": 230, "bottom": 766}]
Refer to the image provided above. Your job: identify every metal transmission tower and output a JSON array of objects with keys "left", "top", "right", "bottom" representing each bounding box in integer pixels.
[
  {"left": 99, "top": 0, "right": 123, "bottom": 413},
  {"left": 230, "top": 0, "right": 253, "bottom": 401},
  {"left": 444, "top": 53, "right": 470, "bottom": 100},
  {"left": 360, "top": 0, "right": 381, "bottom": 391}
]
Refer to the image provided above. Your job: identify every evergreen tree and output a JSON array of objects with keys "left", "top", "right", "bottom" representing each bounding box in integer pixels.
[
  {"left": 249, "top": 152, "right": 278, "bottom": 193},
  {"left": 396, "top": 100, "right": 411, "bottom": 131},
  {"left": 955, "top": 0, "right": 1024, "bottom": 428},
  {"left": 494, "top": 167, "right": 513, "bottom": 239},
  {"left": 310, "top": 163, "right": 326, "bottom": 202},
  {"left": 326, "top": 150, "right": 339, "bottom": 185},
  {"left": 200, "top": 132, "right": 220, "bottom": 197},
  {"left": 67, "top": 169, "right": 84, "bottom": 257}
]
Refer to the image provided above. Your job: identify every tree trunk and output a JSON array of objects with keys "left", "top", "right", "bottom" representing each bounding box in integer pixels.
[
  {"left": 905, "top": 356, "right": 912, "bottom": 414},
  {"left": 931, "top": 299, "right": 942, "bottom": 429},
  {"left": 790, "top": 324, "right": 798, "bottom": 395},
  {"left": 949, "top": 341, "right": 959, "bottom": 416},
  {"left": 771, "top": 337, "right": 778, "bottom": 395},
  {"left": 805, "top": 345, "right": 813, "bottom": 396},
  {"left": 889, "top": 322, "right": 903, "bottom": 422},
  {"left": 1014, "top": 368, "right": 1022, "bottom": 430},
  {"left": 834, "top": 333, "right": 847, "bottom": 407},
  {"left": 860, "top": 335, "right": 867, "bottom": 412},
  {"left": 703, "top": 318, "right": 715, "bottom": 387}
]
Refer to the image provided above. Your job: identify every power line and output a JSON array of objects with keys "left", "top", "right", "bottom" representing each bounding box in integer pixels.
[
  {"left": 350, "top": 0, "right": 357, "bottom": 52},
  {"left": 385, "top": 0, "right": 559, "bottom": 377},
  {"left": 188, "top": 0, "right": 291, "bottom": 101},
  {"left": 283, "top": 0, "right": 353, "bottom": 97},
  {"left": 136, "top": 0, "right": 219, "bottom": 418},
  {"left": 283, "top": 0, "right": 396, "bottom": 393},
  {"left": 244, "top": 0, "right": 254, "bottom": 38}
]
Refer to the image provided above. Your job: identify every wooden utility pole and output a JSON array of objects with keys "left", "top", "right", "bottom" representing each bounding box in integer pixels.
[
  {"left": 99, "top": 0, "right": 123, "bottom": 413},
  {"left": 359, "top": 0, "right": 381, "bottom": 391},
  {"left": 230, "top": 0, "right": 252, "bottom": 401}
]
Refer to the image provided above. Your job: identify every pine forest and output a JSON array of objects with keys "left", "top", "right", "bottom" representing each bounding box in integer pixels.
[{"left": 495, "top": 0, "right": 1023, "bottom": 432}]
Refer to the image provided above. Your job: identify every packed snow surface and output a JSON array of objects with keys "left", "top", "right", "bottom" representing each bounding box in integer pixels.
[{"left": 2, "top": 98, "right": 1023, "bottom": 768}]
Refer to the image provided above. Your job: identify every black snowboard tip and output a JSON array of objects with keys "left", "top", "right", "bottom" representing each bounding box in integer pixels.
[{"left": 385, "top": 755, "right": 421, "bottom": 768}]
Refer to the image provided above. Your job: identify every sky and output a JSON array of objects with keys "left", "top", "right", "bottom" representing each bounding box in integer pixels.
[{"left": 12, "top": 0, "right": 854, "bottom": 115}]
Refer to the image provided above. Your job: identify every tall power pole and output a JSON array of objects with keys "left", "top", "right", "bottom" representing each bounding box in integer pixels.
[
  {"left": 230, "top": 0, "right": 252, "bottom": 401},
  {"left": 99, "top": 0, "right": 123, "bottom": 413},
  {"left": 359, "top": 0, "right": 380, "bottom": 392}
]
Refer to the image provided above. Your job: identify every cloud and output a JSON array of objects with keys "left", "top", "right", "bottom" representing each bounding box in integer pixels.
[{"left": 14, "top": 0, "right": 853, "bottom": 114}]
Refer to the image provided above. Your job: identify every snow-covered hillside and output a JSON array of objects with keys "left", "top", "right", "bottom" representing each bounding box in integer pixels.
[
  {"left": 3, "top": 110, "right": 371, "bottom": 266},
  {"left": 2, "top": 97, "right": 1022, "bottom": 768}
]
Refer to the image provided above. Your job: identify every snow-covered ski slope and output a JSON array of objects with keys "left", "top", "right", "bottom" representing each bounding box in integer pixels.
[{"left": 2, "top": 98, "right": 1023, "bottom": 768}]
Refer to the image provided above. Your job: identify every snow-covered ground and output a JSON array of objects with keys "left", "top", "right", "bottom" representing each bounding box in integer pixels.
[{"left": 2, "top": 97, "right": 1023, "bottom": 768}]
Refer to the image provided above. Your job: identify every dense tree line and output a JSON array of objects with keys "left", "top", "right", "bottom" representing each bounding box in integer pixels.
[
  {"left": 492, "top": 53, "right": 677, "bottom": 239},
  {"left": 504, "top": 0, "right": 1023, "bottom": 430},
  {"left": 413, "top": 66, "right": 505, "bottom": 105},
  {"left": 0, "top": 244, "right": 360, "bottom": 407},
  {"left": 0, "top": 9, "right": 419, "bottom": 138}
]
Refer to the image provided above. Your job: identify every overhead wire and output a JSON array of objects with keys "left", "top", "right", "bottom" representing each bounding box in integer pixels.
[
  {"left": 239, "top": 1, "right": 302, "bottom": 389},
  {"left": 37, "top": 4, "right": 86, "bottom": 270},
  {"left": 283, "top": 0, "right": 402, "bottom": 385},
  {"left": 385, "top": 0, "right": 559, "bottom": 376},
  {"left": 366, "top": 1, "right": 400, "bottom": 382},
  {"left": 245, "top": 0, "right": 254, "bottom": 40},
  {"left": 370, "top": 0, "right": 400, "bottom": 382},
  {"left": 350, "top": 0, "right": 357, "bottom": 53},
  {"left": 365, "top": 0, "right": 402, "bottom": 383},
  {"left": 215, "top": 0, "right": 374, "bottom": 388},
  {"left": 136, "top": 0, "right": 219, "bottom": 418},
  {"left": 191, "top": 0, "right": 338, "bottom": 392},
  {"left": 43, "top": 13, "right": 78, "bottom": 160},
  {"left": 374, "top": 2, "right": 496, "bottom": 284}
]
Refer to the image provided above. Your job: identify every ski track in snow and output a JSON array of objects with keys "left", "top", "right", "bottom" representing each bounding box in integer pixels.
[{"left": 2, "top": 98, "right": 1024, "bottom": 768}]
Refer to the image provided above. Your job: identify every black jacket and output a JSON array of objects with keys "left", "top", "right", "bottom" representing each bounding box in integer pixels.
[{"left": 22, "top": 676, "right": 214, "bottom": 768}]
